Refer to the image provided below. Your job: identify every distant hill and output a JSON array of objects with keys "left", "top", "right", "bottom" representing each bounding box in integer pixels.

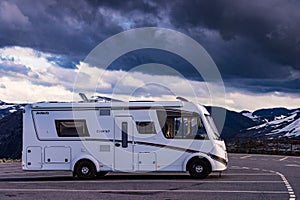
[
  {"left": 205, "top": 106, "right": 258, "bottom": 140},
  {"left": 0, "top": 110, "right": 22, "bottom": 159}
]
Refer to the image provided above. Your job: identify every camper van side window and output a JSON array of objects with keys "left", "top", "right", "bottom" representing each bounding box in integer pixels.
[
  {"left": 136, "top": 122, "right": 157, "bottom": 134},
  {"left": 55, "top": 120, "right": 90, "bottom": 137}
]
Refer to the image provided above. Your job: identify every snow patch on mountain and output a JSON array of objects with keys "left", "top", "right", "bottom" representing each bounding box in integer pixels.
[
  {"left": 274, "top": 115, "right": 287, "bottom": 120},
  {"left": 0, "top": 104, "right": 15, "bottom": 110},
  {"left": 0, "top": 101, "right": 24, "bottom": 119},
  {"left": 265, "top": 117, "right": 300, "bottom": 137},
  {"left": 282, "top": 118, "right": 300, "bottom": 137},
  {"left": 242, "top": 112, "right": 256, "bottom": 119},
  {"left": 9, "top": 109, "right": 17, "bottom": 113},
  {"left": 268, "top": 113, "right": 296, "bottom": 125},
  {"left": 247, "top": 113, "right": 297, "bottom": 131}
]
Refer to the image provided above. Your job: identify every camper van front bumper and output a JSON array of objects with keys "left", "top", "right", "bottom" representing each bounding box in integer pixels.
[{"left": 208, "top": 153, "right": 228, "bottom": 166}]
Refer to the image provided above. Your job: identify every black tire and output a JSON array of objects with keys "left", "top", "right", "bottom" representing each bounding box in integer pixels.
[
  {"left": 188, "top": 159, "right": 211, "bottom": 179},
  {"left": 96, "top": 171, "right": 108, "bottom": 177},
  {"left": 75, "top": 160, "right": 96, "bottom": 179}
]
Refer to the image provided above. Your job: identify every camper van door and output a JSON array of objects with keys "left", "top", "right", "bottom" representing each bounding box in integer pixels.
[{"left": 114, "top": 116, "right": 134, "bottom": 171}]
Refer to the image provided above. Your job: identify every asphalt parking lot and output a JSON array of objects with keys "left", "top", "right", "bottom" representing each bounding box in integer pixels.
[{"left": 0, "top": 153, "right": 299, "bottom": 200}]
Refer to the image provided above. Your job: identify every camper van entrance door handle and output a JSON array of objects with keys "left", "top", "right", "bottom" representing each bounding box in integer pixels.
[{"left": 115, "top": 143, "right": 120, "bottom": 147}]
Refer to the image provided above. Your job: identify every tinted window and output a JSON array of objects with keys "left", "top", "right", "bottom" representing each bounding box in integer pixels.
[
  {"left": 157, "top": 110, "right": 208, "bottom": 140},
  {"left": 136, "top": 122, "right": 157, "bottom": 134},
  {"left": 55, "top": 120, "right": 89, "bottom": 137}
]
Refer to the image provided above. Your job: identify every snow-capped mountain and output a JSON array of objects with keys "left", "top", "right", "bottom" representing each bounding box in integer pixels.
[
  {"left": 240, "top": 108, "right": 300, "bottom": 139},
  {"left": 0, "top": 100, "right": 24, "bottom": 119}
]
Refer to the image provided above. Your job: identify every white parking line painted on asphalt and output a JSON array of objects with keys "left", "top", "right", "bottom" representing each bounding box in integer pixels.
[
  {"left": 0, "top": 188, "right": 289, "bottom": 194},
  {"left": 289, "top": 192, "right": 295, "bottom": 195},
  {"left": 279, "top": 157, "right": 288, "bottom": 161},
  {"left": 285, "top": 164, "right": 300, "bottom": 168},
  {"left": 231, "top": 153, "right": 299, "bottom": 158},
  {"left": 240, "top": 155, "right": 252, "bottom": 159},
  {"left": 213, "top": 173, "right": 276, "bottom": 176},
  {"left": 275, "top": 172, "right": 296, "bottom": 200}
]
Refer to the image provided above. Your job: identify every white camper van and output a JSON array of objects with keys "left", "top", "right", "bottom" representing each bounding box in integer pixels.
[{"left": 22, "top": 96, "right": 227, "bottom": 179}]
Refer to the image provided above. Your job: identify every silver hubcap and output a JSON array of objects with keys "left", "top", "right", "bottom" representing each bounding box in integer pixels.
[
  {"left": 81, "top": 166, "right": 89, "bottom": 175},
  {"left": 195, "top": 165, "right": 203, "bottom": 173}
]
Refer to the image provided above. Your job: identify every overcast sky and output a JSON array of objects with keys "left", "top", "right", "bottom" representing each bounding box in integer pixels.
[{"left": 0, "top": 0, "right": 299, "bottom": 111}]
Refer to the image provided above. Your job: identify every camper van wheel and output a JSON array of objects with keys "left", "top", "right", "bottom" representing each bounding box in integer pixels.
[
  {"left": 75, "top": 160, "right": 96, "bottom": 179},
  {"left": 188, "top": 159, "right": 210, "bottom": 179}
]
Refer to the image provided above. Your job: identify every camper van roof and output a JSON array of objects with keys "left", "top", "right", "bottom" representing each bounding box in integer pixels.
[{"left": 31, "top": 101, "right": 184, "bottom": 109}]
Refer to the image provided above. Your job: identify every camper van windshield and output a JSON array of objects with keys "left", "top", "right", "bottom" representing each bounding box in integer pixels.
[{"left": 205, "top": 115, "right": 221, "bottom": 140}]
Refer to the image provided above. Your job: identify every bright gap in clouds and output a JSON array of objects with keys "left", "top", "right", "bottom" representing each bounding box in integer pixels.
[{"left": 0, "top": 46, "right": 299, "bottom": 112}]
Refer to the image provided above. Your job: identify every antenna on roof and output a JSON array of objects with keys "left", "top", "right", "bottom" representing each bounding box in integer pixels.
[
  {"left": 176, "top": 96, "right": 189, "bottom": 102},
  {"left": 79, "top": 93, "right": 89, "bottom": 102}
]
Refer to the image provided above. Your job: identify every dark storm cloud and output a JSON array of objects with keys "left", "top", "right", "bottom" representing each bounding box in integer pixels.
[
  {"left": 225, "top": 78, "right": 300, "bottom": 94},
  {"left": 107, "top": 49, "right": 204, "bottom": 81},
  {"left": 0, "top": 0, "right": 299, "bottom": 94},
  {"left": 167, "top": 0, "right": 300, "bottom": 94},
  {"left": 0, "top": 0, "right": 162, "bottom": 59},
  {"left": 0, "top": 0, "right": 126, "bottom": 61},
  {"left": 169, "top": 0, "right": 300, "bottom": 76}
]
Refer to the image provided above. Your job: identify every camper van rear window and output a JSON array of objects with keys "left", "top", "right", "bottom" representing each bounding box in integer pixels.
[
  {"left": 55, "top": 120, "right": 90, "bottom": 137},
  {"left": 136, "top": 121, "right": 157, "bottom": 134}
]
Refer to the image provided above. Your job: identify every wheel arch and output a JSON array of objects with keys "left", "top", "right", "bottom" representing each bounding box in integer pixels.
[
  {"left": 184, "top": 153, "right": 214, "bottom": 172},
  {"left": 72, "top": 155, "right": 100, "bottom": 173}
]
